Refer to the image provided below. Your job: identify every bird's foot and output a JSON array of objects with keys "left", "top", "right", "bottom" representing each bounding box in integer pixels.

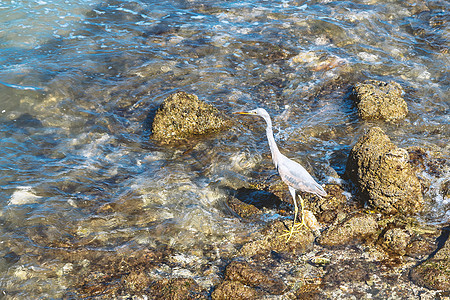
[{"left": 279, "top": 220, "right": 308, "bottom": 242}]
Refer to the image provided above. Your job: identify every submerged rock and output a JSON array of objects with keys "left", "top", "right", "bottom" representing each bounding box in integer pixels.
[
  {"left": 345, "top": 127, "right": 423, "bottom": 215},
  {"left": 212, "top": 260, "right": 286, "bottom": 299},
  {"left": 410, "top": 233, "right": 450, "bottom": 290},
  {"left": 224, "top": 261, "right": 286, "bottom": 294},
  {"left": 226, "top": 187, "right": 281, "bottom": 222},
  {"left": 324, "top": 260, "right": 377, "bottom": 284},
  {"left": 227, "top": 195, "right": 262, "bottom": 221},
  {"left": 211, "top": 280, "right": 262, "bottom": 300},
  {"left": 151, "top": 91, "right": 231, "bottom": 144},
  {"left": 148, "top": 278, "right": 207, "bottom": 299},
  {"left": 352, "top": 80, "right": 408, "bottom": 123}
]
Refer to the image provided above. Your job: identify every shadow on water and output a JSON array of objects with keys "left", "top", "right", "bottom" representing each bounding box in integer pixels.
[{"left": 429, "top": 225, "right": 450, "bottom": 259}]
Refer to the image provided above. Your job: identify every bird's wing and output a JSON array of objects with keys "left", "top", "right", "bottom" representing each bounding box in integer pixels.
[{"left": 277, "top": 155, "right": 327, "bottom": 197}]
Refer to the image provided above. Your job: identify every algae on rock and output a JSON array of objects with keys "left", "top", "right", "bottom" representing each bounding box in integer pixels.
[
  {"left": 151, "top": 91, "right": 231, "bottom": 144},
  {"left": 345, "top": 127, "right": 423, "bottom": 215},
  {"left": 317, "top": 213, "right": 378, "bottom": 247},
  {"left": 410, "top": 234, "right": 450, "bottom": 290},
  {"left": 353, "top": 80, "right": 408, "bottom": 123}
]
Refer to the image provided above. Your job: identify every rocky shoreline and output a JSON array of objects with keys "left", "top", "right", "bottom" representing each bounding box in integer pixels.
[{"left": 62, "top": 88, "right": 449, "bottom": 298}]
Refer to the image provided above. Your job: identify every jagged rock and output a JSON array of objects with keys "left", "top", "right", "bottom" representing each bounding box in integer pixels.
[
  {"left": 239, "top": 220, "right": 315, "bottom": 256},
  {"left": 406, "top": 239, "right": 437, "bottom": 259},
  {"left": 345, "top": 127, "right": 423, "bottom": 215},
  {"left": 226, "top": 187, "right": 281, "bottom": 222},
  {"left": 294, "top": 284, "right": 324, "bottom": 300},
  {"left": 226, "top": 195, "right": 262, "bottom": 221},
  {"left": 324, "top": 260, "right": 378, "bottom": 284},
  {"left": 352, "top": 80, "right": 408, "bottom": 123},
  {"left": 148, "top": 278, "right": 207, "bottom": 299},
  {"left": 382, "top": 228, "right": 411, "bottom": 256},
  {"left": 151, "top": 91, "right": 231, "bottom": 144},
  {"left": 317, "top": 213, "right": 378, "bottom": 247},
  {"left": 410, "top": 234, "right": 450, "bottom": 290},
  {"left": 224, "top": 261, "right": 286, "bottom": 294},
  {"left": 211, "top": 280, "right": 262, "bottom": 300},
  {"left": 305, "top": 184, "right": 348, "bottom": 224}
]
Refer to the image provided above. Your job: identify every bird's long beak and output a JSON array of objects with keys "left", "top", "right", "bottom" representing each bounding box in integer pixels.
[{"left": 233, "top": 111, "right": 254, "bottom": 115}]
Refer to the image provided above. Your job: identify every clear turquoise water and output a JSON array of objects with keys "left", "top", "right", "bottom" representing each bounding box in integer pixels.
[{"left": 0, "top": 0, "right": 448, "bottom": 297}]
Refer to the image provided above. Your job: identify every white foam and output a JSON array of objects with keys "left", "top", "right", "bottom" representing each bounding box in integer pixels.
[{"left": 9, "top": 186, "right": 41, "bottom": 205}]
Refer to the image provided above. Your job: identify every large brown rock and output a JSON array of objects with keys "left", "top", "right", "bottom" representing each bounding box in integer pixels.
[
  {"left": 353, "top": 80, "right": 408, "bottom": 123},
  {"left": 317, "top": 213, "right": 378, "bottom": 247},
  {"left": 148, "top": 278, "right": 207, "bottom": 299},
  {"left": 211, "top": 280, "right": 262, "bottom": 300},
  {"left": 410, "top": 234, "right": 450, "bottom": 290},
  {"left": 151, "top": 91, "right": 231, "bottom": 144},
  {"left": 345, "top": 127, "right": 423, "bottom": 215},
  {"left": 224, "top": 261, "right": 286, "bottom": 294},
  {"left": 238, "top": 220, "right": 315, "bottom": 256}
]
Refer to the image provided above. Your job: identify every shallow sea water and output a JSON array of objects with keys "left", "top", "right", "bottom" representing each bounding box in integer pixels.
[{"left": 0, "top": 0, "right": 449, "bottom": 298}]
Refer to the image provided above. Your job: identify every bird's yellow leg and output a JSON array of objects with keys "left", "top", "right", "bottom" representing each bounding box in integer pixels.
[
  {"left": 280, "top": 193, "right": 308, "bottom": 241},
  {"left": 287, "top": 194, "right": 298, "bottom": 241},
  {"left": 296, "top": 194, "right": 307, "bottom": 228}
]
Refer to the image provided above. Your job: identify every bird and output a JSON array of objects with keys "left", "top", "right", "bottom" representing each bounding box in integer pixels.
[{"left": 233, "top": 108, "right": 327, "bottom": 241}]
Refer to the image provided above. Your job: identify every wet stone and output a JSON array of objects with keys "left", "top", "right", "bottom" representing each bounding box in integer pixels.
[
  {"left": 239, "top": 220, "right": 315, "bottom": 257},
  {"left": 294, "top": 284, "right": 325, "bottom": 300},
  {"left": 410, "top": 233, "right": 450, "bottom": 290},
  {"left": 224, "top": 261, "right": 286, "bottom": 294},
  {"left": 324, "top": 260, "right": 377, "bottom": 284},
  {"left": 317, "top": 213, "right": 378, "bottom": 247},
  {"left": 442, "top": 180, "right": 450, "bottom": 198},
  {"left": 69, "top": 247, "right": 173, "bottom": 298},
  {"left": 408, "top": 146, "right": 449, "bottom": 177},
  {"left": 405, "top": 239, "right": 437, "bottom": 259},
  {"left": 226, "top": 195, "right": 262, "bottom": 221},
  {"left": 148, "top": 278, "right": 207, "bottom": 300},
  {"left": 352, "top": 80, "right": 408, "bottom": 123},
  {"left": 345, "top": 127, "right": 423, "bottom": 215},
  {"left": 305, "top": 184, "right": 348, "bottom": 224},
  {"left": 151, "top": 91, "right": 231, "bottom": 145},
  {"left": 381, "top": 228, "right": 411, "bottom": 256},
  {"left": 211, "top": 280, "right": 263, "bottom": 300}
]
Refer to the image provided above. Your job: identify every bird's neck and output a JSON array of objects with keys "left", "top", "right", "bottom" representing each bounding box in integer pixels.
[{"left": 265, "top": 125, "right": 281, "bottom": 167}]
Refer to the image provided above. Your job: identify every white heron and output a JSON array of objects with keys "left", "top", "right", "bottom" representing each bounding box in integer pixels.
[{"left": 234, "top": 108, "right": 327, "bottom": 241}]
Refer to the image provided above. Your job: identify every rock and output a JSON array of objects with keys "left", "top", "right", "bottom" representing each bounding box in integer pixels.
[
  {"left": 239, "top": 220, "right": 315, "bottom": 256},
  {"left": 352, "top": 80, "right": 408, "bottom": 123},
  {"left": 318, "top": 213, "right": 378, "bottom": 247},
  {"left": 148, "top": 278, "right": 207, "bottom": 300},
  {"left": 410, "top": 234, "right": 450, "bottom": 290},
  {"left": 305, "top": 184, "right": 348, "bottom": 224},
  {"left": 406, "top": 239, "right": 437, "bottom": 259},
  {"left": 345, "top": 127, "right": 423, "bottom": 215},
  {"left": 122, "top": 271, "right": 152, "bottom": 293},
  {"left": 226, "top": 187, "right": 282, "bottom": 222},
  {"left": 382, "top": 228, "right": 411, "bottom": 256},
  {"left": 151, "top": 91, "right": 231, "bottom": 144},
  {"left": 408, "top": 146, "right": 449, "bottom": 177},
  {"left": 442, "top": 180, "right": 450, "bottom": 198},
  {"left": 294, "top": 284, "right": 324, "bottom": 300},
  {"left": 69, "top": 248, "right": 173, "bottom": 298},
  {"left": 224, "top": 261, "right": 286, "bottom": 294},
  {"left": 226, "top": 195, "right": 262, "bottom": 221},
  {"left": 324, "top": 260, "right": 378, "bottom": 284},
  {"left": 211, "top": 280, "right": 262, "bottom": 300}
]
